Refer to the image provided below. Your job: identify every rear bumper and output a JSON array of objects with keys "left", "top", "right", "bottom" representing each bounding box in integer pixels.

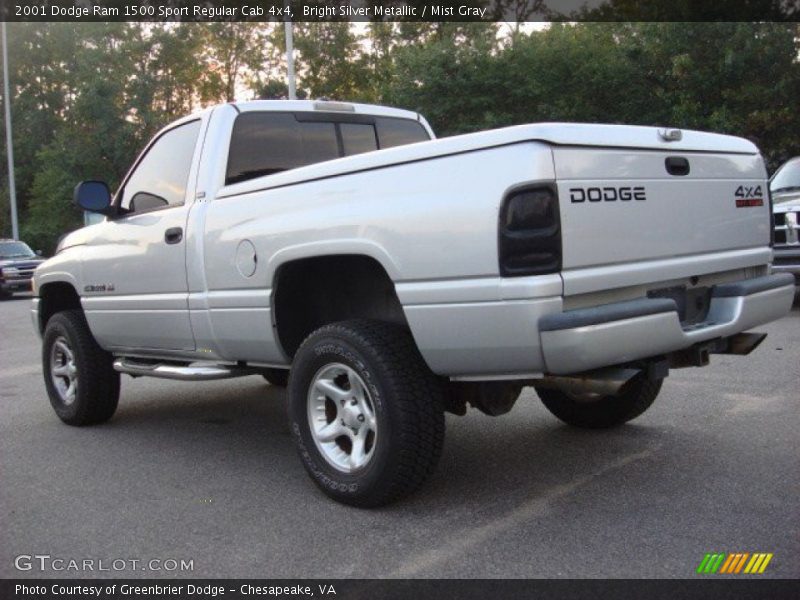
[{"left": 539, "top": 273, "right": 795, "bottom": 375}]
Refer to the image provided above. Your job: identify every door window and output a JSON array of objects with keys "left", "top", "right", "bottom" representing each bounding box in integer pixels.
[{"left": 120, "top": 120, "right": 202, "bottom": 213}]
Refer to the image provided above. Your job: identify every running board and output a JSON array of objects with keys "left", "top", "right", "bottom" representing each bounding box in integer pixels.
[{"left": 113, "top": 358, "right": 256, "bottom": 381}]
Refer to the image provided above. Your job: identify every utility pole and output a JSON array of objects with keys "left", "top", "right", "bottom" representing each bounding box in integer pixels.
[
  {"left": 284, "top": 1, "right": 297, "bottom": 100},
  {"left": 1, "top": 21, "right": 18, "bottom": 240}
]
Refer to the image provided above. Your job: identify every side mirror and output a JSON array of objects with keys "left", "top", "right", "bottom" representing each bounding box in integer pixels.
[
  {"left": 74, "top": 181, "right": 113, "bottom": 214},
  {"left": 35, "top": 250, "right": 43, "bottom": 256}
]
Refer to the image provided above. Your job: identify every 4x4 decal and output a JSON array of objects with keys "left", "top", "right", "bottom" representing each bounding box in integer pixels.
[{"left": 734, "top": 184, "right": 764, "bottom": 207}]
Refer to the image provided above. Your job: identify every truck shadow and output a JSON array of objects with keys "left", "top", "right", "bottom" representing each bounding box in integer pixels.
[{"left": 101, "top": 379, "right": 701, "bottom": 512}]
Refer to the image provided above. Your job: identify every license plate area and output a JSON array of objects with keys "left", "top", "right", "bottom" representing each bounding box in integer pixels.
[{"left": 647, "top": 285, "right": 711, "bottom": 326}]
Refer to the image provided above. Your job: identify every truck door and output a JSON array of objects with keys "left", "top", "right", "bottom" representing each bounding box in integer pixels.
[{"left": 81, "top": 119, "right": 203, "bottom": 351}]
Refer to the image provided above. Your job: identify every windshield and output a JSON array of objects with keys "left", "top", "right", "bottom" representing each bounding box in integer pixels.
[
  {"left": 0, "top": 241, "right": 36, "bottom": 259},
  {"left": 770, "top": 158, "right": 800, "bottom": 196}
]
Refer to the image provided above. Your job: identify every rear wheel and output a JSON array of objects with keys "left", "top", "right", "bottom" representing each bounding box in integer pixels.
[
  {"left": 42, "top": 310, "right": 120, "bottom": 425},
  {"left": 534, "top": 376, "right": 663, "bottom": 429},
  {"left": 288, "top": 320, "right": 445, "bottom": 507}
]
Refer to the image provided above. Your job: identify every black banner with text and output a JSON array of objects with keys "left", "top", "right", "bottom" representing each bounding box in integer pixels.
[
  {"left": 4, "top": 579, "right": 800, "bottom": 600},
  {"left": 2, "top": 0, "right": 800, "bottom": 22}
]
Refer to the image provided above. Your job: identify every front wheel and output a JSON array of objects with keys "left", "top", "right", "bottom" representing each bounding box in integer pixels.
[
  {"left": 42, "top": 310, "right": 120, "bottom": 425},
  {"left": 288, "top": 320, "right": 445, "bottom": 507},
  {"left": 534, "top": 376, "right": 663, "bottom": 429}
]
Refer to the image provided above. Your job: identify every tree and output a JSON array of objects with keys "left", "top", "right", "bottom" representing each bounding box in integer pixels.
[
  {"left": 0, "top": 23, "right": 83, "bottom": 238},
  {"left": 292, "top": 22, "right": 372, "bottom": 101},
  {"left": 4, "top": 21, "right": 800, "bottom": 251},
  {"left": 196, "top": 23, "right": 271, "bottom": 103},
  {"left": 625, "top": 23, "right": 800, "bottom": 169},
  {"left": 382, "top": 22, "right": 500, "bottom": 134}
]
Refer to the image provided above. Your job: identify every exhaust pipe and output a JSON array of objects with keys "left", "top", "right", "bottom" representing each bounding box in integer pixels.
[
  {"left": 536, "top": 367, "right": 641, "bottom": 397},
  {"left": 722, "top": 332, "right": 767, "bottom": 356}
]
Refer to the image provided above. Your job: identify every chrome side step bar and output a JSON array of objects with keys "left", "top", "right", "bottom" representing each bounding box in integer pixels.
[{"left": 113, "top": 358, "right": 257, "bottom": 381}]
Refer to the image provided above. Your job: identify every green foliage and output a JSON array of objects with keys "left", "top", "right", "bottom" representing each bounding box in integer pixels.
[
  {"left": 196, "top": 23, "right": 271, "bottom": 103},
  {"left": 381, "top": 22, "right": 800, "bottom": 171},
  {"left": 292, "top": 23, "right": 372, "bottom": 101},
  {"left": 380, "top": 22, "right": 501, "bottom": 134},
  {"left": 1, "top": 22, "right": 274, "bottom": 252},
  {"left": 1, "top": 22, "right": 800, "bottom": 252}
]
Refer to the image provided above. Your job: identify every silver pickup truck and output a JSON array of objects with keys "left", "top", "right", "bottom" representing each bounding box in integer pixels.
[{"left": 32, "top": 100, "right": 794, "bottom": 506}]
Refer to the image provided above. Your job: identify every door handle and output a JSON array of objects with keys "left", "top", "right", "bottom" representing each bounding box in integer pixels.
[{"left": 164, "top": 227, "right": 183, "bottom": 244}]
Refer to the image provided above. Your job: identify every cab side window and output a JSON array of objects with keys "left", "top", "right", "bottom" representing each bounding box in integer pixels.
[{"left": 120, "top": 120, "right": 202, "bottom": 213}]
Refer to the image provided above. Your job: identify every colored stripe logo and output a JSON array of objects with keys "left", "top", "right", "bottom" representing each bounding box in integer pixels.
[{"left": 696, "top": 552, "right": 773, "bottom": 574}]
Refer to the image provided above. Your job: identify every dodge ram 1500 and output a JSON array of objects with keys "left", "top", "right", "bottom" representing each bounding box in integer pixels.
[{"left": 32, "top": 100, "right": 795, "bottom": 506}]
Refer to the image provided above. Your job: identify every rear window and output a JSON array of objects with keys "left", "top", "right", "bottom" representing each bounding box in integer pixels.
[
  {"left": 341, "top": 123, "right": 378, "bottom": 156},
  {"left": 225, "top": 112, "right": 431, "bottom": 185},
  {"left": 226, "top": 113, "right": 339, "bottom": 185},
  {"left": 375, "top": 117, "right": 430, "bottom": 149}
]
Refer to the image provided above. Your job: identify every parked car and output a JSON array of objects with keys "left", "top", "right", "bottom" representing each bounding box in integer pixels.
[
  {"left": 31, "top": 100, "right": 795, "bottom": 506},
  {"left": 770, "top": 157, "right": 800, "bottom": 286},
  {"left": 0, "top": 239, "right": 45, "bottom": 299}
]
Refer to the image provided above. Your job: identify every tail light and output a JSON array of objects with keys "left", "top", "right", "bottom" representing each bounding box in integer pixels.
[{"left": 498, "top": 185, "right": 561, "bottom": 276}]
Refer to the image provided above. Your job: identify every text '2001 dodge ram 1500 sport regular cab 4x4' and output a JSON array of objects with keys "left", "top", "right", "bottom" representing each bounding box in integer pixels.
[{"left": 32, "top": 100, "right": 794, "bottom": 507}]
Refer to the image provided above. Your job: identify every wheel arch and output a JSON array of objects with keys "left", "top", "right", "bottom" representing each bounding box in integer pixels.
[
  {"left": 271, "top": 252, "right": 409, "bottom": 359},
  {"left": 38, "top": 280, "right": 83, "bottom": 334}
]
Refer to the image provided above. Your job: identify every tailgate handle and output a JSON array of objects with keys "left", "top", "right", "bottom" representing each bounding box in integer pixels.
[{"left": 665, "top": 156, "right": 690, "bottom": 176}]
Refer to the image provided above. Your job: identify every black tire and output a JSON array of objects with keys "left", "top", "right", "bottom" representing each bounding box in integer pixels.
[
  {"left": 0, "top": 289, "right": 11, "bottom": 300},
  {"left": 262, "top": 369, "right": 289, "bottom": 387},
  {"left": 534, "top": 376, "right": 663, "bottom": 429},
  {"left": 288, "top": 320, "right": 445, "bottom": 507},
  {"left": 42, "top": 310, "right": 120, "bottom": 426}
]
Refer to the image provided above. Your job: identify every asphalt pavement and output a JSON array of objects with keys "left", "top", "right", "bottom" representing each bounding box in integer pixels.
[{"left": 1, "top": 293, "right": 798, "bottom": 579}]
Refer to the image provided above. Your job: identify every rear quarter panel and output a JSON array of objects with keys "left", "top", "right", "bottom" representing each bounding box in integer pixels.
[{"left": 197, "top": 141, "right": 555, "bottom": 364}]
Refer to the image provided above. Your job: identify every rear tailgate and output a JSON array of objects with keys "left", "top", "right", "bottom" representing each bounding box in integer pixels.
[{"left": 548, "top": 129, "right": 770, "bottom": 295}]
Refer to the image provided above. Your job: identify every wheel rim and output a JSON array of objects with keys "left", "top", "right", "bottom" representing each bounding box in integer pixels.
[
  {"left": 50, "top": 336, "right": 78, "bottom": 405},
  {"left": 307, "top": 363, "right": 378, "bottom": 473}
]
